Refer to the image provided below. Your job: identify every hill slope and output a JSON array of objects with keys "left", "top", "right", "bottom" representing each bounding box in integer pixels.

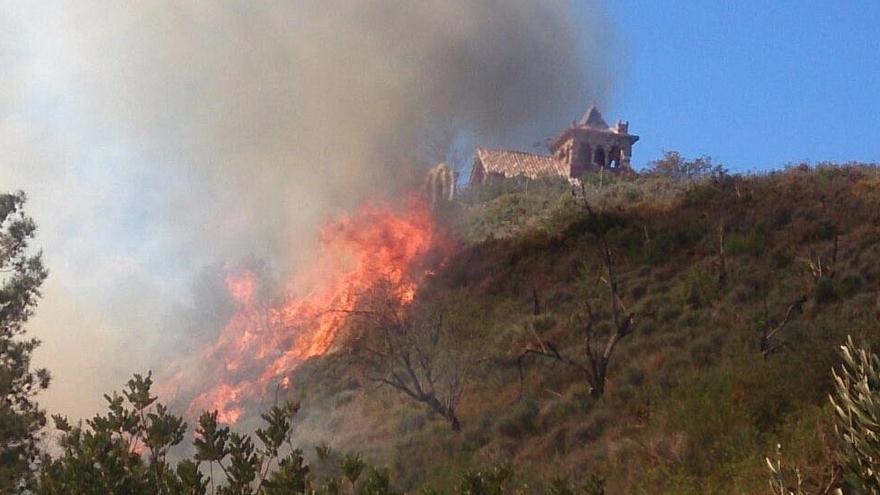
[{"left": 287, "top": 164, "right": 880, "bottom": 493}]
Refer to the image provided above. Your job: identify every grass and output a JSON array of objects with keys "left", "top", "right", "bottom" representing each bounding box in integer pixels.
[{"left": 287, "top": 163, "right": 880, "bottom": 493}]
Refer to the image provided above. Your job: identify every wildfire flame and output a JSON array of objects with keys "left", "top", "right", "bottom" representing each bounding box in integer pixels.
[{"left": 163, "top": 199, "right": 440, "bottom": 424}]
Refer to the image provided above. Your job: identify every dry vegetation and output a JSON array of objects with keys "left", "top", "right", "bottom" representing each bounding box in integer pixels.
[
  {"left": 13, "top": 159, "right": 880, "bottom": 493},
  {"left": 288, "top": 161, "right": 880, "bottom": 493}
]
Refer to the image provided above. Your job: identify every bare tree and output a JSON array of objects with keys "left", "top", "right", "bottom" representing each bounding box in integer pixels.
[
  {"left": 755, "top": 228, "right": 839, "bottom": 360},
  {"left": 347, "top": 283, "right": 483, "bottom": 431},
  {"left": 799, "top": 233, "right": 839, "bottom": 284},
  {"left": 517, "top": 200, "right": 636, "bottom": 399},
  {"left": 715, "top": 222, "right": 727, "bottom": 288},
  {"left": 759, "top": 294, "right": 807, "bottom": 359}
]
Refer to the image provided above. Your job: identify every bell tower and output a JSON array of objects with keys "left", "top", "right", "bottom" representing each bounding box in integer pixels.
[{"left": 548, "top": 104, "right": 639, "bottom": 179}]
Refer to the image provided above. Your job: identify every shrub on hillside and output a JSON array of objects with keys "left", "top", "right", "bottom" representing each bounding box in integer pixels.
[
  {"left": 814, "top": 277, "right": 837, "bottom": 305},
  {"left": 728, "top": 232, "right": 769, "bottom": 259},
  {"left": 495, "top": 399, "right": 539, "bottom": 438},
  {"left": 673, "top": 265, "right": 716, "bottom": 309},
  {"left": 643, "top": 151, "right": 727, "bottom": 183}
]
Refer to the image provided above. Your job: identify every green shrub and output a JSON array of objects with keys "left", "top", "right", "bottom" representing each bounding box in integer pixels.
[
  {"left": 495, "top": 400, "right": 539, "bottom": 438},
  {"left": 572, "top": 410, "right": 612, "bottom": 444},
  {"left": 815, "top": 277, "right": 837, "bottom": 304},
  {"left": 673, "top": 265, "right": 716, "bottom": 309},
  {"left": 658, "top": 304, "right": 682, "bottom": 323},
  {"left": 531, "top": 314, "right": 557, "bottom": 333},
  {"left": 838, "top": 273, "right": 864, "bottom": 299},
  {"left": 620, "top": 365, "right": 646, "bottom": 387},
  {"left": 542, "top": 398, "right": 578, "bottom": 427}
]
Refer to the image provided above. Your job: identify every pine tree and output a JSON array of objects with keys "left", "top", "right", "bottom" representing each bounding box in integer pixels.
[{"left": 0, "top": 191, "right": 50, "bottom": 491}]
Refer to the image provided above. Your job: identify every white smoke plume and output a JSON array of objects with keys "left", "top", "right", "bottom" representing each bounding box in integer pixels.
[{"left": 0, "top": 0, "right": 617, "bottom": 420}]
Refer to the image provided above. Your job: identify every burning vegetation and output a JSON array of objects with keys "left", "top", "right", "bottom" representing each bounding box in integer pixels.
[{"left": 161, "top": 198, "right": 447, "bottom": 425}]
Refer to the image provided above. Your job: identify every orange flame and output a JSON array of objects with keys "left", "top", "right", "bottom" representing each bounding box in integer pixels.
[{"left": 175, "top": 199, "right": 440, "bottom": 423}]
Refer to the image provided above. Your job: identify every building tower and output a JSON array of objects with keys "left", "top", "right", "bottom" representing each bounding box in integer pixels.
[{"left": 547, "top": 105, "right": 639, "bottom": 178}]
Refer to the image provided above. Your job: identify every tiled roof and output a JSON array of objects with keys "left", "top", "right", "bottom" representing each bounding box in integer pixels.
[{"left": 475, "top": 148, "right": 568, "bottom": 180}]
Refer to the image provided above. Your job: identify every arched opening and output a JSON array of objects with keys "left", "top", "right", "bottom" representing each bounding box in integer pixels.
[
  {"left": 608, "top": 146, "right": 620, "bottom": 169},
  {"left": 594, "top": 147, "right": 606, "bottom": 168}
]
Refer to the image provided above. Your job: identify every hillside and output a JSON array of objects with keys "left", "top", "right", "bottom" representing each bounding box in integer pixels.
[{"left": 286, "top": 163, "right": 880, "bottom": 493}]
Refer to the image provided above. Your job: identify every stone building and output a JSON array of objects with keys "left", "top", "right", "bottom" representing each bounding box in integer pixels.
[{"left": 468, "top": 105, "right": 638, "bottom": 186}]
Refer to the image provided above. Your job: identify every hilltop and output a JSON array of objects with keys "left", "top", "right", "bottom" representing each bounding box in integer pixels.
[{"left": 286, "top": 160, "right": 880, "bottom": 493}]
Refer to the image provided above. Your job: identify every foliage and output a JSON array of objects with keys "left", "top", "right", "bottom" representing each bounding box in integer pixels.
[
  {"left": 36, "top": 372, "right": 341, "bottom": 494},
  {"left": 831, "top": 336, "right": 880, "bottom": 492},
  {"left": 643, "top": 151, "right": 727, "bottom": 182},
  {"left": 38, "top": 373, "right": 185, "bottom": 494},
  {"left": 341, "top": 452, "right": 365, "bottom": 485},
  {"left": 672, "top": 264, "right": 716, "bottom": 309},
  {"left": 0, "top": 191, "right": 49, "bottom": 492}
]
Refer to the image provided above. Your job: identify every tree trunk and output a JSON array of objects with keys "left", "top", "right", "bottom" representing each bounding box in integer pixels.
[
  {"left": 425, "top": 396, "right": 461, "bottom": 431},
  {"left": 589, "top": 377, "right": 605, "bottom": 399},
  {"left": 588, "top": 361, "right": 607, "bottom": 399},
  {"left": 449, "top": 413, "right": 461, "bottom": 431}
]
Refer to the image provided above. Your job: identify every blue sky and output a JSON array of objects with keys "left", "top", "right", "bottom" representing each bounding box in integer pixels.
[{"left": 591, "top": 1, "right": 880, "bottom": 172}]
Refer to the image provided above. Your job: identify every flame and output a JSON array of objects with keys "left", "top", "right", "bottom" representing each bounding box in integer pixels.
[{"left": 170, "top": 199, "right": 440, "bottom": 423}]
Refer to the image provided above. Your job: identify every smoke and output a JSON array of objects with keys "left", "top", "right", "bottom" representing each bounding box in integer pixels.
[{"left": 0, "top": 1, "right": 618, "bottom": 420}]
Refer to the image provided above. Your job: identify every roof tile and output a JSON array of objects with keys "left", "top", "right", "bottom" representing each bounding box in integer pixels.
[{"left": 476, "top": 148, "right": 568, "bottom": 180}]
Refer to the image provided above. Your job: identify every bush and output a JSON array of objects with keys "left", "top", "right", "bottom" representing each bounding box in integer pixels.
[
  {"left": 643, "top": 151, "right": 727, "bottom": 182},
  {"left": 815, "top": 277, "right": 837, "bottom": 304},
  {"left": 530, "top": 314, "right": 557, "bottom": 333},
  {"left": 673, "top": 265, "right": 716, "bottom": 309},
  {"left": 838, "top": 273, "right": 864, "bottom": 299},
  {"left": 35, "top": 373, "right": 385, "bottom": 495},
  {"left": 725, "top": 228, "right": 770, "bottom": 258},
  {"left": 495, "top": 400, "right": 539, "bottom": 438},
  {"left": 572, "top": 410, "right": 612, "bottom": 444}
]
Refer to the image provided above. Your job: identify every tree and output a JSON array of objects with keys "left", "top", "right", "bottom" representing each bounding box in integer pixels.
[
  {"left": 644, "top": 151, "right": 726, "bottom": 183},
  {"left": 0, "top": 191, "right": 50, "bottom": 491},
  {"left": 758, "top": 294, "right": 807, "bottom": 359},
  {"left": 37, "top": 372, "right": 335, "bottom": 495},
  {"left": 38, "top": 373, "right": 186, "bottom": 494},
  {"left": 518, "top": 200, "right": 637, "bottom": 399},
  {"left": 348, "top": 284, "right": 485, "bottom": 431}
]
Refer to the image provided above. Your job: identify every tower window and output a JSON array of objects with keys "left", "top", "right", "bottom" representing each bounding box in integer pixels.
[
  {"left": 608, "top": 146, "right": 620, "bottom": 168},
  {"left": 594, "top": 147, "right": 606, "bottom": 167}
]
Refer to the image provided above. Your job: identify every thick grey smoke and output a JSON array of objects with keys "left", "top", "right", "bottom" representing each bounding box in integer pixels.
[{"left": 0, "top": 1, "right": 616, "bottom": 419}]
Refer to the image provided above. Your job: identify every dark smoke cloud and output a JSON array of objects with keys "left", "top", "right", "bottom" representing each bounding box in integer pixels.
[{"left": 0, "top": 0, "right": 617, "bottom": 419}]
